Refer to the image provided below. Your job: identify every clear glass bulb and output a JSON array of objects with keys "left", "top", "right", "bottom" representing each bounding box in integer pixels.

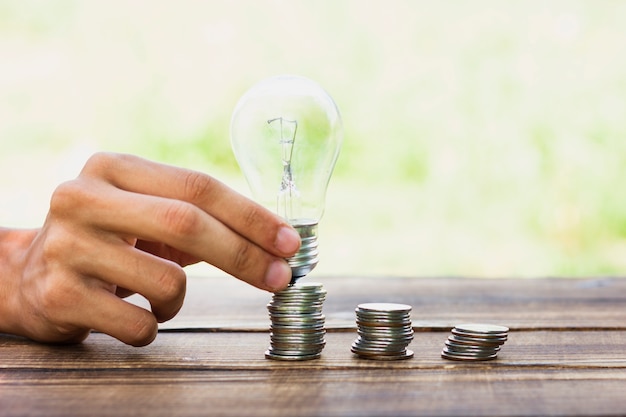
[{"left": 230, "top": 74, "right": 343, "bottom": 281}]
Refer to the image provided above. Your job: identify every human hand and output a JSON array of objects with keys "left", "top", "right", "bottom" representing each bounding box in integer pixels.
[{"left": 9, "top": 152, "right": 300, "bottom": 346}]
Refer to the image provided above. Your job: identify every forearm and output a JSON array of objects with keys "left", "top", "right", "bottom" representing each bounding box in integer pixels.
[{"left": 0, "top": 227, "right": 38, "bottom": 336}]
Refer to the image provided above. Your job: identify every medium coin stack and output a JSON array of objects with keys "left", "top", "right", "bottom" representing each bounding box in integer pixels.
[
  {"left": 441, "top": 323, "right": 509, "bottom": 361},
  {"left": 351, "top": 303, "right": 414, "bottom": 360},
  {"left": 265, "top": 282, "right": 326, "bottom": 361}
]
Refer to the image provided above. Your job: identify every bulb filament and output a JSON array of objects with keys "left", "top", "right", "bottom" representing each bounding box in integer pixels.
[{"left": 268, "top": 117, "right": 301, "bottom": 220}]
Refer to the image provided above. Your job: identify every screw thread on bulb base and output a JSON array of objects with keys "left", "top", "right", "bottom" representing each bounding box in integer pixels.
[{"left": 288, "top": 221, "right": 319, "bottom": 284}]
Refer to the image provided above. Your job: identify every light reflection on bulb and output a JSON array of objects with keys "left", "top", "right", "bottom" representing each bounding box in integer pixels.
[{"left": 230, "top": 75, "right": 343, "bottom": 282}]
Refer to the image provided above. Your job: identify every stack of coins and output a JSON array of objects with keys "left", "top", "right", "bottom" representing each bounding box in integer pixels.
[
  {"left": 351, "top": 303, "right": 414, "bottom": 360},
  {"left": 265, "top": 282, "right": 326, "bottom": 361},
  {"left": 441, "top": 323, "right": 509, "bottom": 361}
]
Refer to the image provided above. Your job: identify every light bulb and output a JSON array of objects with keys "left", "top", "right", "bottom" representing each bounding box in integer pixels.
[{"left": 230, "top": 74, "right": 343, "bottom": 282}]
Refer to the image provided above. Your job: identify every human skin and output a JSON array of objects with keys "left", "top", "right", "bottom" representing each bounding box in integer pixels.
[{"left": 0, "top": 152, "right": 300, "bottom": 346}]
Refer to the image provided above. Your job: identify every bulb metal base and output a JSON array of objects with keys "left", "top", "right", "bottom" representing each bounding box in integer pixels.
[{"left": 288, "top": 221, "right": 319, "bottom": 284}]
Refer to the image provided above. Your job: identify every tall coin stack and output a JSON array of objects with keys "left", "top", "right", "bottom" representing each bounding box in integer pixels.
[
  {"left": 351, "top": 303, "right": 414, "bottom": 360},
  {"left": 265, "top": 282, "right": 326, "bottom": 361},
  {"left": 441, "top": 323, "right": 509, "bottom": 361}
]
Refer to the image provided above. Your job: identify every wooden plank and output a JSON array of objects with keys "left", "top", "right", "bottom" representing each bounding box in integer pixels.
[
  {"left": 3, "top": 275, "right": 626, "bottom": 416},
  {"left": 2, "top": 330, "right": 626, "bottom": 370},
  {"left": 2, "top": 332, "right": 626, "bottom": 416},
  {"left": 147, "top": 276, "right": 626, "bottom": 330},
  {"left": 2, "top": 368, "right": 626, "bottom": 417}
]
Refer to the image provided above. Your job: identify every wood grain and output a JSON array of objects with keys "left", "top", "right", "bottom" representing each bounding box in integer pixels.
[
  {"left": 3, "top": 276, "right": 626, "bottom": 417},
  {"left": 152, "top": 276, "right": 626, "bottom": 330},
  {"left": 2, "top": 331, "right": 626, "bottom": 370},
  {"left": 2, "top": 331, "right": 626, "bottom": 416}
]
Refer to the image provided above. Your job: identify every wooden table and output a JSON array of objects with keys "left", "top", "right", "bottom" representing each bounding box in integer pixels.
[{"left": 2, "top": 276, "right": 626, "bottom": 416}]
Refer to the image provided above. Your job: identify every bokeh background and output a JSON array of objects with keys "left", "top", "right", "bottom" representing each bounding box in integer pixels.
[{"left": 1, "top": 0, "right": 626, "bottom": 278}]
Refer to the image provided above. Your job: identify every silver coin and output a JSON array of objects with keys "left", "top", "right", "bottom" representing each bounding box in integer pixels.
[
  {"left": 357, "top": 335, "right": 414, "bottom": 344},
  {"left": 271, "top": 340, "right": 324, "bottom": 347},
  {"left": 270, "top": 328, "right": 325, "bottom": 335},
  {"left": 271, "top": 336, "right": 325, "bottom": 343},
  {"left": 356, "top": 314, "right": 410, "bottom": 321},
  {"left": 274, "top": 287, "right": 325, "bottom": 294},
  {"left": 352, "top": 349, "right": 414, "bottom": 361},
  {"left": 351, "top": 343, "right": 409, "bottom": 353},
  {"left": 268, "top": 315, "right": 325, "bottom": 322},
  {"left": 453, "top": 323, "right": 509, "bottom": 335},
  {"left": 448, "top": 334, "right": 506, "bottom": 346},
  {"left": 271, "top": 342, "right": 325, "bottom": 349},
  {"left": 270, "top": 298, "right": 325, "bottom": 305},
  {"left": 442, "top": 345, "right": 498, "bottom": 356},
  {"left": 270, "top": 324, "right": 325, "bottom": 331},
  {"left": 269, "top": 308, "right": 324, "bottom": 313},
  {"left": 358, "top": 328, "right": 414, "bottom": 336},
  {"left": 358, "top": 337, "right": 414, "bottom": 345},
  {"left": 274, "top": 326, "right": 325, "bottom": 332},
  {"left": 272, "top": 290, "right": 325, "bottom": 297},
  {"left": 357, "top": 319, "right": 411, "bottom": 326},
  {"left": 357, "top": 303, "right": 412, "bottom": 312},
  {"left": 272, "top": 304, "right": 323, "bottom": 309},
  {"left": 270, "top": 332, "right": 324, "bottom": 338},
  {"left": 355, "top": 334, "right": 412, "bottom": 342},
  {"left": 356, "top": 313, "right": 410, "bottom": 321},
  {"left": 445, "top": 339, "right": 500, "bottom": 351},
  {"left": 269, "top": 311, "right": 324, "bottom": 317},
  {"left": 352, "top": 345, "right": 409, "bottom": 354},
  {"left": 274, "top": 290, "right": 326, "bottom": 296},
  {"left": 265, "top": 350, "right": 322, "bottom": 361},
  {"left": 271, "top": 299, "right": 323, "bottom": 305},
  {"left": 450, "top": 333, "right": 508, "bottom": 344},
  {"left": 269, "top": 323, "right": 324, "bottom": 328},
  {"left": 452, "top": 326, "right": 507, "bottom": 336},
  {"left": 451, "top": 331, "right": 508, "bottom": 342},
  {"left": 357, "top": 323, "right": 412, "bottom": 330},
  {"left": 278, "top": 282, "right": 325, "bottom": 293},
  {"left": 357, "top": 324, "right": 412, "bottom": 331},
  {"left": 269, "top": 341, "right": 324, "bottom": 350},
  {"left": 441, "top": 350, "right": 498, "bottom": 361},
  {"left": 272, "top": 298, "right": 323, "bottom": 304},
  {"left": 269, "top": 300, "right": 325, "bottom": 305},
  {"left": 355, "top": 318, "right": 411, "bottom": 324},
  {"left": 269, "top": 332, "right": 324, "bottom": 338},
  {"left": 353, "top": 337, "right": 412, "bottom": 347},
  {"left": 444, "top": 345, "right": 499, "bottom": 356},
  {"left": 271, "top": 342, "right": 325, "bottom": 350},
  {"left": 358, "top": 325, "right": 413, "bottom": 331},
  {"left": 270, "top": 322, "right": 324, "bottom": 329},
  {"left": 270, "top": 313, "right": 325, "bottom": 320},
  {"left": 270, "top": 329, "right": 325, "bottom": 335},
  {"left": 447, "top": 344, "right": 501, "bottom": 353},
  {"left": 358, "top": 330, "right": 414, "bottom": 338},
  {"left": 269, "top": 344, "right": 324, "bottom": 356},
  {"left": 352, "top": 347, "right": 409, "bottom": 356}
]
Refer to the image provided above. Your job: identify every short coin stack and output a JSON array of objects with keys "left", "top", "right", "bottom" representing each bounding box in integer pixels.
[
  {"left": 441, "top": 323, "right": 509, "bottom": 361},
  {"left": 351, "top": 303, "right": 414, "bottom": 360},
  {"left": 265, "top": 282, "right": 326, "bottom": 361}
]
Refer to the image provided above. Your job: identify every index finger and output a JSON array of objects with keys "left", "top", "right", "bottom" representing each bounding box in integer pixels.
[{"left": 80, "top": 153, "right": 301, "bottom": 258}]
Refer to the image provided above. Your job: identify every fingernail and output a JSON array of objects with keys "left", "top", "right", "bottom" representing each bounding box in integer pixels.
[
  {"left": 264, "top": 260, "right": 291, "bottom": 291},
  {"left": 275, "top": 226, "right": 301, "bottom": 255}
]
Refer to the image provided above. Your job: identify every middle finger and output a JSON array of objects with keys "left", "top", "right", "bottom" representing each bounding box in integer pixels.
[{"left": 72, "top": 233, "right": 186, "bottom": 323}]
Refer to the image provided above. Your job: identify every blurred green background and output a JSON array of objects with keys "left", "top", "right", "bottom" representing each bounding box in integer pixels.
[{"left": 1, "top": 0, "right": 626, "bottom": 278}]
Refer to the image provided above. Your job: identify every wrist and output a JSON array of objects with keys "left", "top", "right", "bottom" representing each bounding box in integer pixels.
[{"left": 0, "top": 227, "right": 38, "bottom": 336}]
